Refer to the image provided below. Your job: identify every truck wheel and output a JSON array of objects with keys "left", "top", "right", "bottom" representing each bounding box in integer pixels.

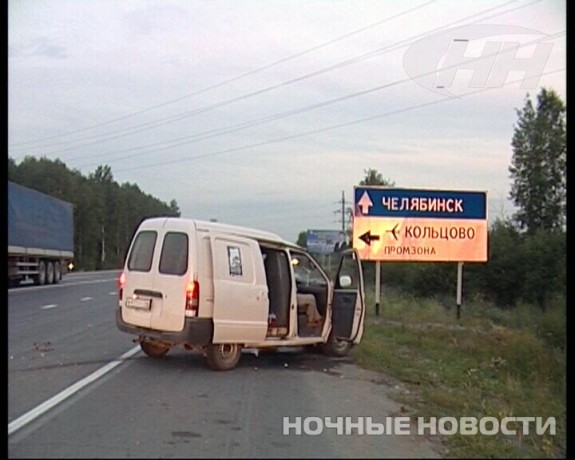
[
  {"left": 140, "top": 340, "right": 171, "bottom": 358},
  {"left": 46, "top": 261, "right": 55, "bottom": 285},
  {"left": 54, "top": 262, "right": 61, "bottom": 284},
  {"left": 206, "top": 343, "right": 242, "bottom": 371},
  {"left": 35, "top": 261, "right": 47, "bottom": 286},
  {"left": 321, "top": 332, "right": 353, "bottom": 357}
]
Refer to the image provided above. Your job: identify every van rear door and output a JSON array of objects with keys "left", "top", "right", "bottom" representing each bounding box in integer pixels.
[
  {"left": 121, "top": 227, "right": 159, "bottom": 330},
  {"left": 331, "top": 249, "right": 365, "bottom": 344},
  {"left": 210, "top": 233, "right": 269, "bottom": 343},
  {"left": 149, "top": 225, "right": 192, "bottom": 332},
  {"left": 122, "top": 219, "right": 193, "bottom": 333}
]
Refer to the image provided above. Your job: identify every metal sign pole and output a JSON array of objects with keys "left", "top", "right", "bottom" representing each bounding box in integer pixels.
[
  {"left": 375, "top": 261, "right": 381, "bottom": 316},
  {"left": 456, "top": 261, "right": 463, "bottom": 319}
]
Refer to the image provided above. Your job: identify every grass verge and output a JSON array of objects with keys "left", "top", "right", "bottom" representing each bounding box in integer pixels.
[{"left": 351, "top": 289, "right": 566, "bottom": 458}]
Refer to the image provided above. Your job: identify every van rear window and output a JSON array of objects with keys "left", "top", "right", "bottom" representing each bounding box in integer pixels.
[
  {"left": 159, "top": 232, "right": 188, "bottom": 275},
  {"left": 127, "top": 231, "right": 157, "bottom": 272}
]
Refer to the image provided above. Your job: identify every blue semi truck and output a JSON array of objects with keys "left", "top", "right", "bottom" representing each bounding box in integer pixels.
[{"left": 8, "top": 181, "right": 75, "bottom": 286}]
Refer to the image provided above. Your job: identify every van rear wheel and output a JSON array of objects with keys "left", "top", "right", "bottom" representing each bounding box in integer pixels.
[
  {"left": 140, "top": 340, "right": 170, "bottom": 358},
  {"left": 206, "top": 343, "right": 242, "bottom": 371}
]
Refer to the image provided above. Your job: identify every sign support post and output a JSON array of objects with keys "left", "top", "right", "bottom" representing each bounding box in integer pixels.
[
  {"left": 456, "top": 261, "right": 463, "bottom": 319},
  {"left": 375, "top": 261, "right": 381, "bottom": 316}
]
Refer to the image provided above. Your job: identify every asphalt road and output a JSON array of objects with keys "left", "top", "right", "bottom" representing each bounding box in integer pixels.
[{"left": 8, "top": 271, "right": 441, "bottom": 458}]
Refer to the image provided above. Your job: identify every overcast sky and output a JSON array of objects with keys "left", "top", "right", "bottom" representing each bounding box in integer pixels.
[{"left": 8, "top": 0, "right": 566, "bottom": 243}]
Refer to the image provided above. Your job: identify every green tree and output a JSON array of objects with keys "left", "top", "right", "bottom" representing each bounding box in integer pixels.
[
  {"left": 296, "top": 231, "right": 307, "bottom": 247},
  {"left": 89, "top": 165, "right": 114, "bottom": 269},
  {"left": 8, "top": 155, "right": 76, "bottom": 200},
  {"left": 509, "top": 88, "right": 566, "bottom": 234},
  {"left": 169, "top": 199, "right": 181, "bottom": 217},
  {"left": 75, "top": 177, "right": 101, "bottom": 269},
  {"left": 8, "top": 157, "right": 18, "bottom": 180},
  {"left": 481, "top": 217, "right": 524, "bottom": 308},
  {"left": 359, "top": 168, "right": 395, "bottom": 186},
  {"left": 520, "top": 229, "right": 566, "bottom": 310}
]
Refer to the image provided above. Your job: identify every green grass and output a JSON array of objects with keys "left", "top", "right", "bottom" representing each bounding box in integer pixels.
[{"left": 352, "top": 289, "right": 566, "bottom": 458}]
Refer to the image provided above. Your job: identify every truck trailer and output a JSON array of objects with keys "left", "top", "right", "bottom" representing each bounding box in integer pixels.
[{"left": 8, "top": 181, "right": 75, "bottom": 286}]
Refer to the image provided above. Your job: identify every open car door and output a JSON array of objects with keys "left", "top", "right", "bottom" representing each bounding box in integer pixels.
[{"left": 331, "top": 249, "right": 365, "bottom": 344}]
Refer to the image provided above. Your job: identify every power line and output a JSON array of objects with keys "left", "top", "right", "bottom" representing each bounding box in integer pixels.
[
  {"left": 42, "top": 1, "right": 545, "bottom": 170},
  {"left": 11, "top": 3, "right": 441, "bottom": 155},
  {"left": 110, "top": 65, "right": 565, "bottom": 174},
  {"left": 9, "top": 0, "right": 437, "bottom": 148},
  {"left": 10, "top": 0, "right": 533, "bottom": 159},
  {"left": 74, "top": 30, "right": 565, "bottom": 171}
]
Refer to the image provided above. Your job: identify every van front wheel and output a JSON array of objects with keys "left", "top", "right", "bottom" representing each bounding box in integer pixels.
[
  {"left": 321, "top": 332, "right": 353, "bottom": 357},
  {"left": 140, "top": 340, "right": 170, "bottom": 358},
  {"left": 206, "top": 343, "right": 242, "bottom": 371}
]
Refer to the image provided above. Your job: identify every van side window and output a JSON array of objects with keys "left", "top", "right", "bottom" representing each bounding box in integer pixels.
[
  {"left": 159, "top": 232, "right": 188, "bottom": 276},
  {"left": 127, "top": 231, "right": 157, "bottom": 272},
  {"left": 335, "top": 251, "right": 360, "bottom": 289},
  {"left": 292, "top": 254, "right": 327, "bottom": 287}
]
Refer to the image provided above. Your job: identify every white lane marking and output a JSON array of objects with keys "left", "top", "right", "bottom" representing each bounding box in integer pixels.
[
  {"left": 8, "top": 346, "right": 141, "bottom": 437},
  {"left": 40, "top": 304, "right": 58, "bottom": 310},
  {"left": 109, "top": 292, "right": 117, "bottom": 296},
  {"left": 80, "top": 297, "right": 93, "bottom": 302},
  {"left": 9, "top": 278, "right": 117, "bottom": 293}
]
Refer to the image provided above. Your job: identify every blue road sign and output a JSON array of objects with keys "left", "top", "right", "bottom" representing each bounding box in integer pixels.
[
  {"left": 354, "top": 187, "right": 486, "bottom": 220},
  {"left": 352, "top": 187, "right": 488, "bottom": 262},
  {"left": 306, "top": 229, "right": 347, "bottom": 254}
]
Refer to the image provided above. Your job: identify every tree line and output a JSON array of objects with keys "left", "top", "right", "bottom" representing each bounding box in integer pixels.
[{"left": 8, "top": 156, "right": 181, "bottom": 271}]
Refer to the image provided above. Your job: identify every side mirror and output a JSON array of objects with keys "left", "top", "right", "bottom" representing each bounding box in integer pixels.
[{"left": 339, "top": 275, "right": 352, "bottom": 288}]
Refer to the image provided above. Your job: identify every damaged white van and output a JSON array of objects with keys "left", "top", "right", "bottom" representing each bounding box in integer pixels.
[{"left": 116, "top": 217, "right": 365, "bottom": 371}]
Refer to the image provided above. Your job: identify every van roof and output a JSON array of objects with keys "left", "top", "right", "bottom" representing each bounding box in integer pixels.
[{"left": 142, "top": 217, "right": 303, "bottom": 250}]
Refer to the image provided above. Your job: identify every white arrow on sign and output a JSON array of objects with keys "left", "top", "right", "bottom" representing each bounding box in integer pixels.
[{"left": 358, "top": 191, "right": 373, "bottom": 215}]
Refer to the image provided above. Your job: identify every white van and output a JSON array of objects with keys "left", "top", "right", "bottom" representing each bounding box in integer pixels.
[{"left": 116, "top": 217, "right": 366, "bottom": 371}]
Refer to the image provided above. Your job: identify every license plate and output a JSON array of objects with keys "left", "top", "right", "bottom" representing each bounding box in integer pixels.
[{"left": 126, "top": 297, "right": 151, "bottom": 310}]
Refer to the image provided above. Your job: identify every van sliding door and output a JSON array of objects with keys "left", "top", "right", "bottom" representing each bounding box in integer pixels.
[{"left": 210, "top": 233, "right": 269, "bottom": 343}]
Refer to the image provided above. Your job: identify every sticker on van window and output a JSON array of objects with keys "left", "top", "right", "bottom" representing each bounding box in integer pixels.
[{"left": 227, "top": 246, "right": 243, "bottom": 276}]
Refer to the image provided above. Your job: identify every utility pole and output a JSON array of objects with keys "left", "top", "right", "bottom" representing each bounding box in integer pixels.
[
  {"left": 332, "top": 191, "right": 353, "bottom": 271},
  {"left": 341, "top": 190, "right": 346, "bottom": 232},
  {"left": 334, "top": 190, "right": 353, "bottom": 233}
]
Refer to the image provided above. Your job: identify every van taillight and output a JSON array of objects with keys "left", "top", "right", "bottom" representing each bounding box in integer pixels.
[
  {"left": 185, "top": 280, "right": 199, "bottom": 314},
  {"left": 118, "top": 272, "right": 126, "bottom": 300}
]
